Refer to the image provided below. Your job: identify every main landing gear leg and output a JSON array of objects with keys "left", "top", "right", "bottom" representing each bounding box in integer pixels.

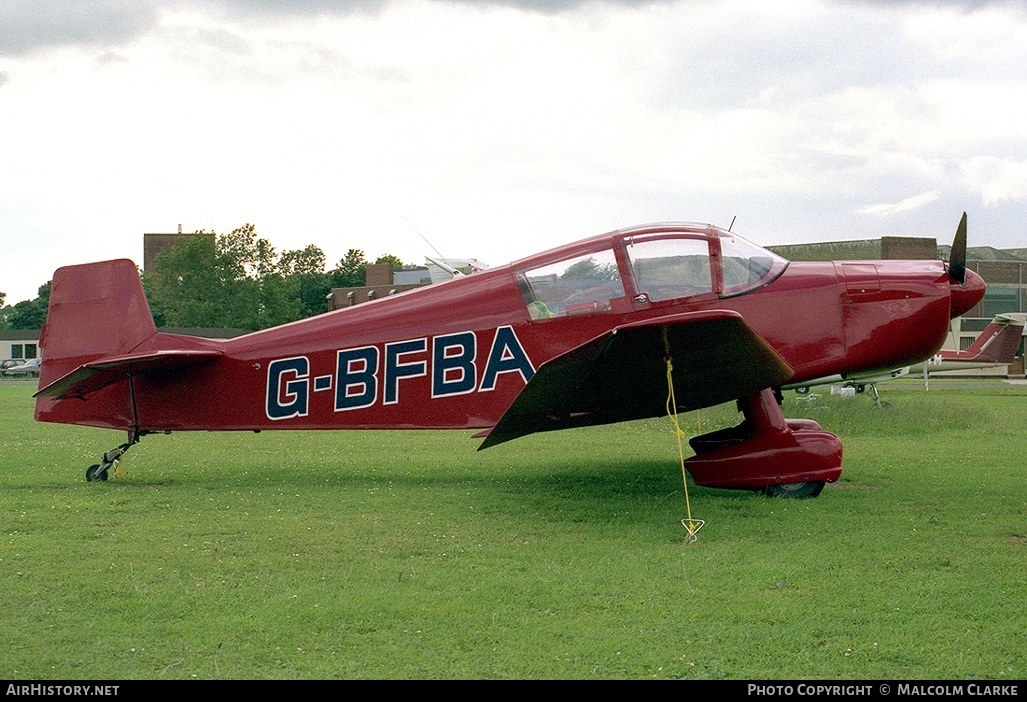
[
  {"left": 867, "top": 383, "right": 889, "bottom": 408},
  {"left": 86, "top": 431, "right": 142, "bottom": 482},
  {"left": 683, "top": 388, "right": 843, "bottom": 496}
]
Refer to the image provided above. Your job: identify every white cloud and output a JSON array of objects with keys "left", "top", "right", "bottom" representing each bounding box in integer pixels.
[
  {"left": 860, "top": 191, "right": 941, "bottom": 216},
  {"left": 962, "top": 157, "right": 1027, "bottom": 206}
]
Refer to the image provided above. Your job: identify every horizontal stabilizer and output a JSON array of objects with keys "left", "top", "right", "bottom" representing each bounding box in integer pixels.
[
  {"left": 35, "top": 349, "right": 223, "bottom": 399},
  {"left": 479, "top": 309, "right": 793, "bottom": 449}
]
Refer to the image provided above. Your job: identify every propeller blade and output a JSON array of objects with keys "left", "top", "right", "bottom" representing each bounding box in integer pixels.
[{"left": 948, "top": 212, "right": 967, "bottom": 285}]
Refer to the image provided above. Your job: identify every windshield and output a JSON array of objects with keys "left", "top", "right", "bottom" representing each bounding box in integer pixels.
[{"left": 718, "top": 232, "right": 788, "bottom": 296}]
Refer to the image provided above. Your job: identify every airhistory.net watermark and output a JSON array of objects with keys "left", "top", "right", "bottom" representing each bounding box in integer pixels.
[{"left": 6, "top": 686, "right": 119, "bottom": 697}]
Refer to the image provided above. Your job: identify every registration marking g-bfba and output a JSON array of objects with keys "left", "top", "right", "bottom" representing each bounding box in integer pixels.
[{"left": 266, "top": 325, "right": 534, "bottom": 420}]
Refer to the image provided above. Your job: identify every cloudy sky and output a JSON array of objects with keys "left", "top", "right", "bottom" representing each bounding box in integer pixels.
[{"left": 2, "top": 0, "right": 1026, "bottom": 304}]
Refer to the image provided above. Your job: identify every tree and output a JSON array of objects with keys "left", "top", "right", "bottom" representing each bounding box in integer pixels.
[
  {"left": 330, "top": 249, "right": 368, "bottom": 288},
  {"left": 280, "top": 245, "right": 331, "bottom": 319},
  {"left": 280, "top": 245, "right": 327, "bottom": 276},
  {"left": 373, "top": 254, "right": 404, "bottom": 267},
  {"left": 143, "top": 225, "right": 333, "bottom": 330},
  {"left": 143, "top": 232, "right": 221, "bottom": 328},
  {"left": 0, "top": 282, "right": 50, "bottom": 330}
]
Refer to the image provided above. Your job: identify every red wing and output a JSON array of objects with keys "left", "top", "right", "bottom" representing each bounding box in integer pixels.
[{"left": 478, "top": 310, "right": 793, "bottom": 449}]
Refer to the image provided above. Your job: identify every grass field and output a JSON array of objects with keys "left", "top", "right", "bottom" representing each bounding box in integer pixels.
[{"left": 1, "top": 379, "right": 1025, "bottom": 680}]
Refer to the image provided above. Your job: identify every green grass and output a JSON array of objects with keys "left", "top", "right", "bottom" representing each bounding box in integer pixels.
[{"left": 1, "top": 380, "right": 1025, "bottom": 679}]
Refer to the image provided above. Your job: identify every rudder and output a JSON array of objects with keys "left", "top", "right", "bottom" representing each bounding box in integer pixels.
[{"left": 38, "top": 259, "right": 157, "bottom": 388}]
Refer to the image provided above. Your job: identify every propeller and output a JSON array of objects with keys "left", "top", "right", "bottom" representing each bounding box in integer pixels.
[
  {"left": 948, "top": 211, "right": 967, "bottom": 285},
  {"left": 946, "top": 212, "right": 968, "bottom": 359},
  {"left": 945, "top": 211, "right": 986, "bottom": 320}
]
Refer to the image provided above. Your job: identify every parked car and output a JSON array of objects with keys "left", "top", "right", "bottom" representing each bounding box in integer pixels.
[
  {"left": 0, "top": 359, "right": 23, "bottom": 373},
  {"left": 1, "top": 357, "right": 41, "bottom": 377}
]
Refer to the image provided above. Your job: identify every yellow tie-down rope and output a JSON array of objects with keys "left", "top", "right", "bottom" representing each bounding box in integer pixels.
[{"left": 663, "top": 327, "right": 705, "bottom": 543}]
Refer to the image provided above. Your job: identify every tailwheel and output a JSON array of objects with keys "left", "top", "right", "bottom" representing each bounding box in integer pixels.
[
  {"left": 86, "top": 463, "right": 109, "bottom": 482},
  {"left": 84, "top": 431, "right": 143, "bottom": 483},
  {"left": 761, "top": 481, "right": 826, "bottom": 498}
]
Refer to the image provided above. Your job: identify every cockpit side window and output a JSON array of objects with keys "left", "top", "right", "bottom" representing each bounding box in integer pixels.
[
  {"left": 520, "top": 249, "right": 624, "bottom": 319},
  {"left": 626, "top": 237, "right": 712, "bottom": 301}
]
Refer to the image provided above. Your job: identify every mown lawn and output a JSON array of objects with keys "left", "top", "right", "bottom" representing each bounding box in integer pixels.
[{"left": 0, "top": 380, "right": 1024, "bottom": 679}]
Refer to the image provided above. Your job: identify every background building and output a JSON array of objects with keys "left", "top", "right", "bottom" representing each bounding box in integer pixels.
[
  {"left": 1, "top": 329, "right": 39, "bottom": 361},
  {"left": 327, "top": 259, "right": 487, "bottom": 311}
]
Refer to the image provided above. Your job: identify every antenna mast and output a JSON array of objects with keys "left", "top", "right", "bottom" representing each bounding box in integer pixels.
[
  {"left": 402, "top": 217, "right": 448, "bottom": 262},
  {"left": 402, "top": 217, "right": 465, "bottom": 278}
]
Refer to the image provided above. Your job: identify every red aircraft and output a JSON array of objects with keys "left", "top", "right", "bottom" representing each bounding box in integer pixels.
[{"left": 34, "top": 214, "right": 984, "bottom": 497}]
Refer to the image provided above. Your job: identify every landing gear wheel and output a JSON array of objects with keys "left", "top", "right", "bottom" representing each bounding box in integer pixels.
[
  {"left": 761, "top": 481, "right": 825, "bottom": 498},
  {"left": 86, "top": 463, "right": 109, "bottom": 482},
  {"left": 84, "top": 432, "right": 142, "bottom": 483}
]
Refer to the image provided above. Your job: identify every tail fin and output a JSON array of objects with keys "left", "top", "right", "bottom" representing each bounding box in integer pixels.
[
  {"left": 38, "top": 259, "right": 156, "bottom": 389},
  {"left": 949, "top": 313, "right": 1025, "bottom": 363}
]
